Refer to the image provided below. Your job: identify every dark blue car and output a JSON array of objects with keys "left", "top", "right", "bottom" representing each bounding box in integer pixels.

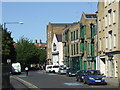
[{"left": 83, "top": 70, "right": 107, "bottom": 85}]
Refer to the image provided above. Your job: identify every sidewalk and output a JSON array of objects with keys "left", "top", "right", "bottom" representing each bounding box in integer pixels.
[{"left": 105, "top": 77, "right": 119, "bottom": 88}]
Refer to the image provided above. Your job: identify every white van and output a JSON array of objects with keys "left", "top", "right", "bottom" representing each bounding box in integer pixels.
[
  {"left": 11, "top": 62, "right": 21, "bottom": 74},
  {"left": 45, "top": 65, "right": 53, "bottom": 73},
  {"left": 51, "top": 65, "right": 60, "bottom": 73}
]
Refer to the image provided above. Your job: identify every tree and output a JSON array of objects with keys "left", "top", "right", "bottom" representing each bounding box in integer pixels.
[
  {"left": 15, "top": 37, "right": 39, "bottom": 67},
  {"left": 0, "top": 25, "right": 16, "bottom": 64},
  {"left": 37, "top": 47, "right": 47, "bottom": 65}
]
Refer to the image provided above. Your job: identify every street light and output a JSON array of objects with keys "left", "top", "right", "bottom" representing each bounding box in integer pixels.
[{"left": 3, "top": 21, "right": 24, "bottom": 29}]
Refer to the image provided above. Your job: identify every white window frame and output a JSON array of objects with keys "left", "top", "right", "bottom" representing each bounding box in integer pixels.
[
  {"left": 113, "top": 34, "right": 116, "bottom": 48},
  {"left": 113, "top": 10, "right": 116, "bottom": 24},
  {"left": 99, "top": 38, "right": 102, "bottom": 51},
  {"left": 106, "top": 37, "right": 108, "bottom": 49},
  {"left": 109, "top": 34, "right": 112, "bottom": 50},
  {"left": 99, "top": 19, "right": 101, "bottom": 31},
  {"left": 105, "top": 15, "right": 108, "bottom": 27},
  {"left": 109, "top": 12, "right": 112, "bottom": 26}
]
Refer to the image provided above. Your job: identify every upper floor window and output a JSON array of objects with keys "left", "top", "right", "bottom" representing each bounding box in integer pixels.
[
  {"left": 108, "top": 9, "right": 112, "bottom": 26},
  {"left": 99, "top": 19, "right": 101, "bottom": 31},
  {"left": 113, "top": 34, "right": 116, "bottom": 48},
  {"left": 99, "top": 38, "right": 102, "bottom": 51},
  {"left": 105, "top": 15, "right": 108, "bottom": 27},
  {"left": 76, "top": 30, "right": 78, "bottom": 39},
  {"left": 113, "top": 10, "right": 116, "bottom": 24},
  {"left": 106, "top": 37, "right": 108, "bottom": 49},
  {"left": 53, "top": 43, "right": 56, "bottom": 51}
]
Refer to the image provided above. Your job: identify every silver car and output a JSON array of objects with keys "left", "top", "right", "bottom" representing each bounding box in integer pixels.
[{"left": 58, "top": 67, "right": 66, "bottom": 74}]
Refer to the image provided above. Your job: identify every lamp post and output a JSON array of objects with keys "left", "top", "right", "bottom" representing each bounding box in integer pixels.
[{"left": 3, "top": 22, "right": 24, "bottom": 30}]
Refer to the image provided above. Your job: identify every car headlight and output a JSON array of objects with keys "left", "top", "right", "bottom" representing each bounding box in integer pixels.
[
  {"left": 89, "top": 77, "right": 94, "bottom": 80},
  {"left": 69, "top": 72, "right": 71, "bottom": 74}
]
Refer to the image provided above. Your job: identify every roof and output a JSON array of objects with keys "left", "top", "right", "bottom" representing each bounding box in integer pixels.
[
  {"left": 34, "top": 43, "right": 47, "bottom": 48},
  {"left": 85, "top": 14, "right": 97, "bottom": 19},
  {"left": 49, "top": 23, "right": 73, "bottom": 26},
  {"left": 56, "top": 34, "right": 62, "bottom": 42}
]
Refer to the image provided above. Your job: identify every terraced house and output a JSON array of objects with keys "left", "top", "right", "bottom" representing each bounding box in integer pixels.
[
  {"left": 97, "top": 0, "right": 120, "bottom": 78},
  {"left": 62, "top": 12, "right": 97, "bottom": 71}
]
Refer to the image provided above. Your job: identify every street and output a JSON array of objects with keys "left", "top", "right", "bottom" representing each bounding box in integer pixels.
[{"left": 10, "top": 70, "right": 119, "bottom": 90}]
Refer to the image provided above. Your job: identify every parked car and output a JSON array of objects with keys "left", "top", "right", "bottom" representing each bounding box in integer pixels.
[
  {"left": 58, "top": 67, "right": 66, "bottom": 74},
  {"left": 45, "top": 65, "right": 53, "bottom": 73},
  {"left": 66, "top": 68, "right": 76, "bottom": 77},
  {"left": 83, "top": 70, "right": 107, "bottom": 85},
  {"left": 76, "top": 70, "right": 87, "bottom": 82},
  {"left": 51, "top": 65, "right": 60, "bottom": 73}
]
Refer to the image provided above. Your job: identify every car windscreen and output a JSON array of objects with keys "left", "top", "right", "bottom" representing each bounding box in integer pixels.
[
  {"left": 53, "top": 66, "right": 59, "bottom": 68},
  {"left": 87, "top": 70, "right": 100, "bottom": 75}
]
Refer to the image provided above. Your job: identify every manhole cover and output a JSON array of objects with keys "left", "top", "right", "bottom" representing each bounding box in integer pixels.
[{"left": 64, "top": 82, "right": 83, "bottom": 86}]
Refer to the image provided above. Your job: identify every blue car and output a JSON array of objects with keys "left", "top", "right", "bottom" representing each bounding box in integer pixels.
[{"left": 83, "top": 70, "right": 107, "bottom": 85}]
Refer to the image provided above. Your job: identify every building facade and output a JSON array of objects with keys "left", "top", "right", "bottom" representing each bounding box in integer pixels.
[
  {"left": 97, "top": 0, "right": 120, "bottom": 78},
  {"left": 46, "top": 23, "right": 72, "bottom": 65},
  {"left": 62, "top": 12, "right": 97, "bottom": 71},
  {"left": 52, "top": 34, "right": 64, "bottom": 65}
]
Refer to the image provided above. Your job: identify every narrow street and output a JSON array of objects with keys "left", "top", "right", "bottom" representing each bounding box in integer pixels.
[{"left": 10, "top": 70, "right": 119, "bottom": 89}]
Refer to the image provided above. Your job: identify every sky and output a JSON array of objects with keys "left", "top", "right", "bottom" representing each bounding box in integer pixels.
[{"left": 2, "top": 2, "right": 98, "bottom": 43}]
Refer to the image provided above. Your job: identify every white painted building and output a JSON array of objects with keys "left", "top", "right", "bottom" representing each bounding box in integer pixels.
[{"left": 52, "top": 34, "right": 64, "bottom": 65}]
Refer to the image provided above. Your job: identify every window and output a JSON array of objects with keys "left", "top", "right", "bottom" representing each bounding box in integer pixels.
[
  {"left": 74, "top": 31, "right": 75, "bottom": 40},
  {"left": 109, "top": 34, "right": 112, "bottom": 50},
  {"left": 105, "top": 15, "right": 108, "bottom": 27},
  {"left": 76, "top": 30, "right": 78, "bottom": 39},
  {"left": 113, "top": 10, "right": 116, "bottom": 24},
  {"left": 76, "top": 43, "right": 78, "bottom": 54},
  {"left": 99, "top": 20, "right": 101, "bottom": 31},
  {"left": 106, "top": 37, "right": 108, "bottom": 49},
  {"left": 99, "top": 38, "right": 102, "bottom": 51},
  {"left": 108, "top": 9, "right": 112, "bottom": 26},
  {"left": 104, "top": 0, "right": 107, "bottom": 7},
  {"left": 74, "top": 44, "right": 75, "bottom": 55},
  {"left": 113, "top": 34, "right": 116, "bottom": 48}
]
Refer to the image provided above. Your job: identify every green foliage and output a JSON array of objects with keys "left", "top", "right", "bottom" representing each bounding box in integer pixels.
[
  {"left": 16, "top": 37, "right": 47, "bottom": 66},
  {"left": 0, "top": 25, "right": 16, "bottom": 64}
]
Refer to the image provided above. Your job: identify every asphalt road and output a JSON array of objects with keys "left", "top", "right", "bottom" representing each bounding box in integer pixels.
[{"left": 10, "top": 71, "right": 119, "bottom": 89}]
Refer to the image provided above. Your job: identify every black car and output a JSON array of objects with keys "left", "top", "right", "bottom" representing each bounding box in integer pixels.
[
  {"left": 66, "top": 68, "right": 76, "bottom": 77},
  {"left": 76, "top": 70, "right": 87, "bottom": 82}
]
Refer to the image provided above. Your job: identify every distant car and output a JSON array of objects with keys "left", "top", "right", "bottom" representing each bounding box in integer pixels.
[
  {"left": 83, "top": 70, "right": 107, "bottom": 85},
  {"left": 76, "top": 70, "right": 87, "bottom": 82},
  {"left": 45, "top": 65, "right": 53, "bottom": 73},
  {"left": 58, "top": 67, "right": 66, "bottom": 74},
  {"left": 66, "top": 68, "right": 76, "bottom": 77},
  {"left": 51, "top": 65, "right": 60, "bottom": 73}
]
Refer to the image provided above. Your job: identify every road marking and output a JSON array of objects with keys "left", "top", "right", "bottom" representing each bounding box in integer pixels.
[
  {"left": 64, "top": 82, "right": 83, "bottom": 86},
  {"left": 11, "top": 76, "right": 39, "bottom": 89}
]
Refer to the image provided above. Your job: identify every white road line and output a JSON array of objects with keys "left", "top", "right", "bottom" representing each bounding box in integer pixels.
[{"left": 11, "top": 76, "right": 39, "bottom": 89}]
